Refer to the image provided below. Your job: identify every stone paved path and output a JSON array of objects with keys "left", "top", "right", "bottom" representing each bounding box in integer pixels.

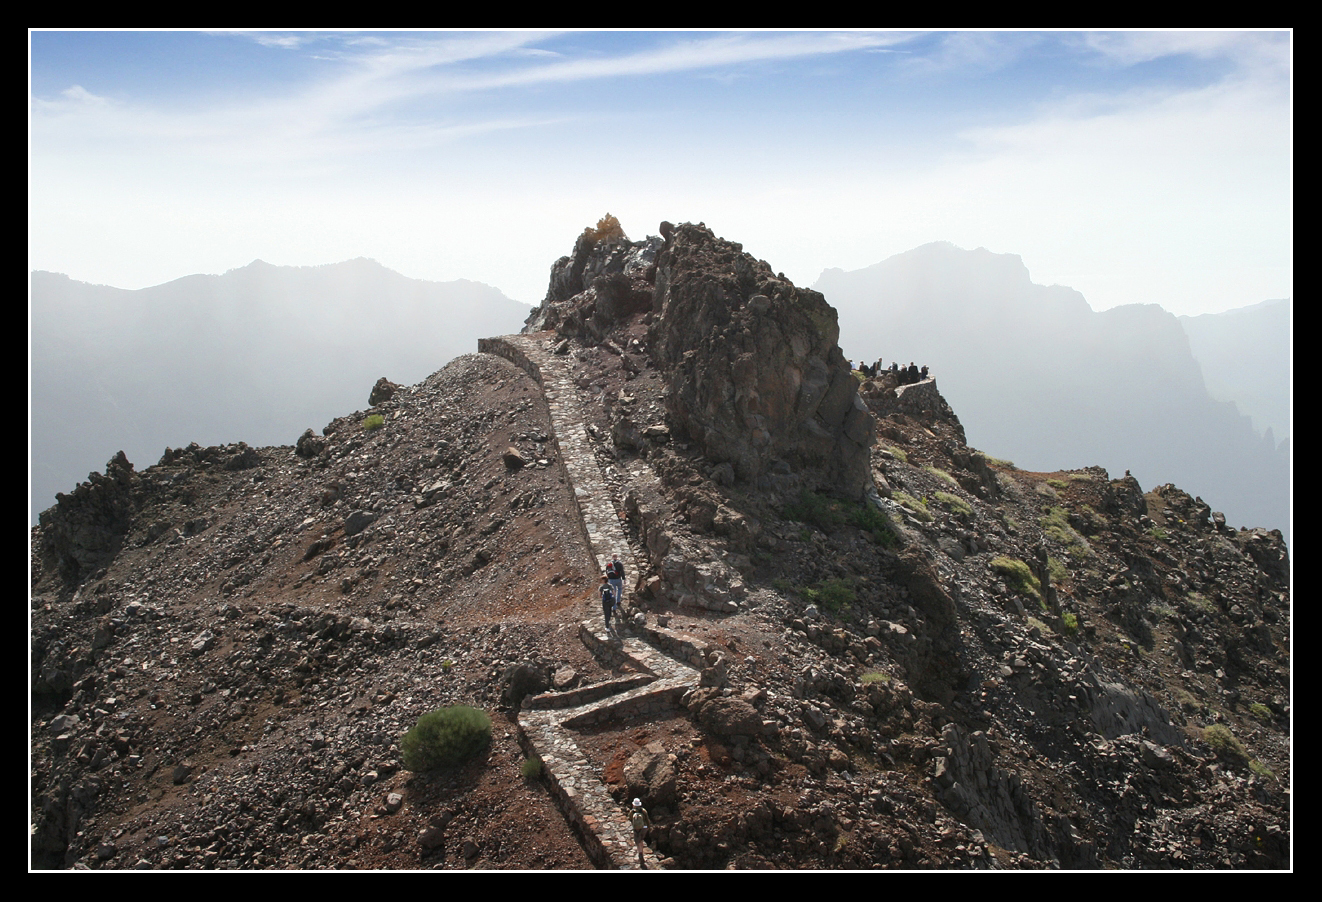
[{"left": 480, "top": 332, "right": 711, "bottom": 870}]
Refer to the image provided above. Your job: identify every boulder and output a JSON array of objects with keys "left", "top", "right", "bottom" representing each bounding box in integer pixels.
[
  {"left": 369, "top": 377, "right": 400, "bottom": 406},
  {"left": 624, "top": 741, "right": 678, "bottom": 807}
]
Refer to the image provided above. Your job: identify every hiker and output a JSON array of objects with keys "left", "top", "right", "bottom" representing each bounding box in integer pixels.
[
  {"left": 600, "top": 575, "right": 617, "bottom": 634},
  {"left": 630, "top": 797, "right": 653, "bottom": 865},
  {"left": 608, "top": 555, "right": 625, "bottom": 609}
]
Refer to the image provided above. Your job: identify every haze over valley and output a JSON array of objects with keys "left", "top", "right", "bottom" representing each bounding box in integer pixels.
[
  {"left": 32, "top": 242, "right": 1290, "bottom": 546},
  {"left": 816, "top": 243, "right": 1290, "bottom": 541},
  {"left": 30, "top": 260, "right": 529, "bottom": 524}
]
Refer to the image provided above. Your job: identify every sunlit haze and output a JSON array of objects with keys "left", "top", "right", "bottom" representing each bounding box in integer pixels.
[{"left": 30, "top": 29, "right": 1291, "bottom": 315}]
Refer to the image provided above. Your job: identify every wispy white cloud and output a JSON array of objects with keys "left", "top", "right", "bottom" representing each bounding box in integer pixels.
[{"left": 1080, "top": 29, "right": 1289, "bottom": 73}]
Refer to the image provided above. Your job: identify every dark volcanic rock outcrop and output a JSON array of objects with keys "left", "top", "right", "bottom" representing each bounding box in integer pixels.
[
  {"left": 527, "top": 221, "right": 873, "bottom": 499},
  {"left": 37, "top": 451, "right": 141, "bottom": 583},
  {"left": 650, "top": 224, "right": 874, "bottom": 499}
]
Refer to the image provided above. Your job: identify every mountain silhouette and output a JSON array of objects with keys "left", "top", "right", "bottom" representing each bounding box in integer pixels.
[
  {"left": 815, "top": 242, "right": 1289, "bottom": 541},
  {"left": 30, "top": 259, "right": 530, "bottom": 524}
]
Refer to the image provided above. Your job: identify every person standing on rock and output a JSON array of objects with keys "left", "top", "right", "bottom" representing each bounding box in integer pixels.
[
  {"left": 608, "top": 555, "right": 625, "bottom": 611},
  {"left": 601, "top": 574, "right": 617, "bottom": 635}
]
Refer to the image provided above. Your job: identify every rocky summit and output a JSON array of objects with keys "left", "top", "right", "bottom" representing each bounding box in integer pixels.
[{"left": 30, "top": 221, "right": 1290, "bottom": 870}]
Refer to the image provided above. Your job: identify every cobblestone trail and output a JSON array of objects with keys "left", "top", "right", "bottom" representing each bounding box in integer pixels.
[{"left": 480, "top": 333, "right": 708, "bottom": 870}]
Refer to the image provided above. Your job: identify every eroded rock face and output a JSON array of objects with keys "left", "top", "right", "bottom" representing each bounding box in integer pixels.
[
  {"left": 523, "top": 229, "right": 663, "bottom": 341},
  {"left": 649, "top": 223, "right": 873, "bottom": 499},
  {"left": 38, "top": 451, "right": 141, "bottom": 583}
]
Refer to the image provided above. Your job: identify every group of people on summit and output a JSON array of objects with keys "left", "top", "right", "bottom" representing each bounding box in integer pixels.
[{"left": 855, "top": 359, "right": 929, "bottom": 385}]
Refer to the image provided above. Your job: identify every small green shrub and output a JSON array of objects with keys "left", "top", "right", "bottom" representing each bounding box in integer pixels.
[
  {"left": 860, "top": 671, "right": 890, "bottom": 685},
  {"left": 1041, "top": 507, "right": 1092, "bottom": 557},
  {"left": 991, "top": 556, "right": 1041, "bottom": 603},
  {"left": 1047, "top": 479, "right": 1069, "bottom": 491},
  {"left": 362, "top": 414, "right": 385, "bottom": 432},
  {"left": 925, "top": 466, "right": 958, "bottom": 487},
  {"left": 982, "top": 454, "right": 1014, "bottom": 468},
  {"left": 401, "top": 705, "right": 491, "bottom": 772},
  {"left": 783, "top": 490, "right": 897, "bottom": 545},
  {"left": 883, "top": 445, "right": 909, "bottom": 464},
  {"left": 1060, "top": 611, "right": 1079, "bottom": 636},
  {"left": 1047, "top": 556, "right": 1070, "bottom": 585},
  {"left": 816, "top": 578, "right": 856, "bottom": 612},
  {"left": 521, "top": 756, "right": 543, "bottom": 780},
  {"left": 1202, "top": 724, "right": 1249, "bottom": 766},
  {"left": 1249, "top": 702, "right": 1273, "bottom": 722},
  {"left": 894, "top": 492, "right": 932, "bottom": 522},
  {"left": 1148, "top": 527, "right": 1168, "bottom": 541},
  {"left": 1026, "top": 615, "right": 1051, "bottom": 635},
  {"left": 1203, "top": 723, "right": 1271, "bottom": 776},
  {"left": 934, "top": 491, "right": 972, "bottom": 517},
  {"left": 796, "top": 577, "right": 857, "bottom": 613},
  {"left": 783, "top": 490, "right": 838, "bottom": 531}
]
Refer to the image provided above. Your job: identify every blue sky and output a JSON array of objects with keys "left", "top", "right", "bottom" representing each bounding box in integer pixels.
[{"left": 29, "top": 30, "right": 1292, "bottom": 314}]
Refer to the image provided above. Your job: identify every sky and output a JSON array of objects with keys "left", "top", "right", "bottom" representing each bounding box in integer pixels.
[{"left": 29, "top": 29, "right": 1292, "bottom": 316}]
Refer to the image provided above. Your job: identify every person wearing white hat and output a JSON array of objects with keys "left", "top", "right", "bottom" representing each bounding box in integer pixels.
[{"left": 629, "top": 797, "right": 653, "bottom": 864}]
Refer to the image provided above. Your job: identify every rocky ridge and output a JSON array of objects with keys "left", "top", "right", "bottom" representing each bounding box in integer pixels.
[{"left": 31, "top": 221, "right": 1290, "bottom": 869}]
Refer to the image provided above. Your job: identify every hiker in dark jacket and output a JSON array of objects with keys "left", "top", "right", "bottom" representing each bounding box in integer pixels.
[
  {"left": 608, "top": 555, "right": 625, "bottom": 609},
  {"left": 600, "top": 575, "right": 617, "bottom": 634}
]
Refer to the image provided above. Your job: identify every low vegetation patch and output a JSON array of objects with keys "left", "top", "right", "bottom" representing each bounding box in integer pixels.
[
  {"left": 1202, "top": 724, "right": 1269, "bottom": 775},
  {"left": 991, "top": 556, "right": 1041, "bottom": 603},
  {"left": 521, "top": 756, "right": 543, "bottom": 780},
  {"left": 860, "top": 671, "right": 891, "bottom": 685},
  {"left": 800, "top": 577, "right": 857, "bottom": 613},
  {"left": 1041, "top": 507, "right": 1092, "bottom": 557},
  {"left": 783, "top": 490, "right": 897, "bottom": 545},
  {"left": 1249, "top": 702, "right": 1274, "bottom": 723},
  {"left": 934, "top": 491, "right": 972, "bottom": 517},
  {"left": 893, "top": 492, "right": 932, "bottom": 522},
  {"left": 882, "top": 445, "right": 908, "bottom": 464},
  {"left": 1060, "top": 611, "right": 1079, "bottom": 636},
  {"left": 401, "top": 705, "right": 491, "bottom": 772},
  {"left": 981, "top": 454, "right": 1014, "bottom": 468},
  {"left": 925, "top": 465, "right": 959, "bottom": 487},
  {"left": 362, "top": 414, "right": 385, "bottom": 432}
]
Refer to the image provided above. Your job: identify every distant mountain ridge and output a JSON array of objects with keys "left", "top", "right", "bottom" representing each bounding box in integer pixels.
[
  {"left": 1179, "top": 298, "right": 1290, "bottom": 450},
  {"left": 815, "top": 242, "right": 1289, "bottom": 541},
  {"left": 30, "top": 259, "right": 530, "bottom": 524}
]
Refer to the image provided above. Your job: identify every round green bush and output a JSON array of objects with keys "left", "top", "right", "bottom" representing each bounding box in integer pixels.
[{"left": 401, "top": 705, "right": 491, "bottom": 772}]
